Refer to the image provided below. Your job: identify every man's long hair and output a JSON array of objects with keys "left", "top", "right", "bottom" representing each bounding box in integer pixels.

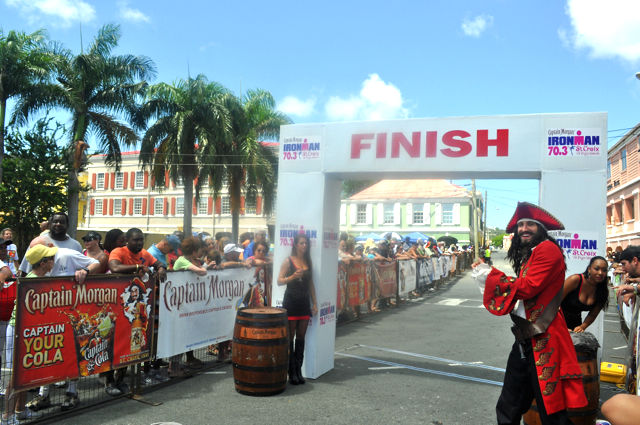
[{"left": 507, "top": 225, "right": 564, "bottom": 275}]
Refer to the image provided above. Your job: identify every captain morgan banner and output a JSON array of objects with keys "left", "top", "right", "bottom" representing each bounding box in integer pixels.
[
  {"left": 156, "top": 267, "right": 257, "bottom": 359},
  {"left": 13, "top": 274, "right": 155, "bottom": 391}
]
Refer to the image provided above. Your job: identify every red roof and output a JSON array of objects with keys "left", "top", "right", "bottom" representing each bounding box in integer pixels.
[{"left": 349, "top": 179, "right": 470, "bottom": 200}]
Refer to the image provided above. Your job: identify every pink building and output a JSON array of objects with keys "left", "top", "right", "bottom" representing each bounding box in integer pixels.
[{"left": 607, "top": 123, "right": 640, "bottom": 250}]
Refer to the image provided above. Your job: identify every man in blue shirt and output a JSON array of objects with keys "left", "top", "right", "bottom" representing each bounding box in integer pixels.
[
  {"left": 147, "top": 235, "right": 180, "bottom": 267},
  {"left": 243, "top": 230, "right": 267, "bottom": 259}
]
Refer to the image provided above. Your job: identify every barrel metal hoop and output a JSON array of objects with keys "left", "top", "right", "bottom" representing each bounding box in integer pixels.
[
  {"left": 237, "top": 310, "right": 287, "bottom": 320},
  {"left": 235, "top": 319, "right": 288, "bottom": 328},
  {"left": 232, "top": 363, "right": 287, "bottom": 372},
  {"left": 234, "top": 379, "right": 287, "bottom": 388},
  {"left": 233, "top": 337, "right": 289, "bottom": 346}
]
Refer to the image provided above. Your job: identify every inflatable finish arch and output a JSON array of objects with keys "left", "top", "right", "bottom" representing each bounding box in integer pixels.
[{"left": 272, "top": 112, "right": 607, "bottom": 379}]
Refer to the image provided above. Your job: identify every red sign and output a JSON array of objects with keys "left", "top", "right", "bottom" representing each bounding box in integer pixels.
[
  {"left": 348, "top": 262, "right": 367, "bottom": 307},
  {"left": 375, "top": 261, "right": 397, "bottom": 298},
  {"left": 13, "top": 274, "right": 156, "bottom": 391}
]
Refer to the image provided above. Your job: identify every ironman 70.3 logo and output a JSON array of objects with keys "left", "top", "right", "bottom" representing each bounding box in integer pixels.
[
  {"left": 546, "top": 128, "right": 601, "bottom": 157},
  {"left": 282, "top": 136, "right": 321, "bottom": 161}
]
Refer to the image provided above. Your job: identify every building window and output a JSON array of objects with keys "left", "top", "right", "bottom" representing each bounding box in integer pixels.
[
  {"left": 356, "top": 204, "right": 367, "bottom": 224},
  {"left": 96, "top": 173, "right": 105, "bottom": 190},
  {"left": 221, "top": 197, "right": 231, "bottom": 215},
  {"left": 383, "top": 203, "right": 394, "bottom": 224},
  {"left": 115, "top": 172, "right": 124, "bottom": 189},
  {"left": 135, "top": 171, "right": 144, "bottom": 189},
  {"left": 177, "top": 197, "right": 184, "bottom": 215},
  {"left": 245, "top": 198, "right": 256, "bottom": 215},
  {"left": 95, "top": 199, "right": 103, "bottom": 215},
  {"left": 625, "top": 197, "right": 635, "bottom": 221},
  {"left": 133, "top": 198, "right": 143, "bottom": 215},
  {"left": 114, "top": 199, "right": 122, "bottom": 215},
  {"left": 441, "top": 203, "right": 454, "bottom": 225},
  {"left": 413, "top": 203, "right": 424, "bottom": 224},
  {"left": 607, "top": 161, "right": 611, "bottom": 179},
  {"left": 198, "top": 198, "right": 208, "bottom": 215},
  {"left": 154, "top": 198, "right": 164, "bottom": 215},
  {"left": 622, "top": 149, "right": 627, "bottom": 171}
]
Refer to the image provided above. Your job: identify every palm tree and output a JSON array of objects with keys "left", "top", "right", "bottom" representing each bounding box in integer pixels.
[
  {"left": 203, "top": 89, "right": 291, "bottom": 243},
  {"left": 138, "top": 74, "right": 230, "bottom": 237},
  {"left": 12, "top": 24, "right": 156, "bottom": 236},
  {"left": 0, "top": 28, "right": 56, "bottom": 185}
]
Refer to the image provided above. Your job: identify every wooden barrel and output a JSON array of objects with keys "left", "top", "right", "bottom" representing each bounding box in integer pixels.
[
  {"left": 523, "top": 332, "right": 600, "bottom": 425},
  {"left": 232, "top": 307, "right": 289, "bottom": 396}
]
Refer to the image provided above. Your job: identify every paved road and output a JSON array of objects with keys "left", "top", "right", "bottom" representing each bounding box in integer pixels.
[{"left": 61, "top": 252, "right": 629, "bottom": 425}]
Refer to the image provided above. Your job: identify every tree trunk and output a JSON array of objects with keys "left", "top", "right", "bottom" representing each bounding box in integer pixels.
[
  {"left": 0, "top": 99, "right": 6, "bottom": 186},
  {"left": 230, "top": 175, "right": 241, "bottom": 244},
  {"left": 67, "top": 170, "right": 80, "bottom": 238},
  {"left": 183, "top": 178, "right": 194, "bottom": 237}
]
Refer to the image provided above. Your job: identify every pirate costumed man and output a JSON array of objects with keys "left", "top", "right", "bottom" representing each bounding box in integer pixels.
[{"left": 475, "top": 202, "right": 587, "bottom": 425}]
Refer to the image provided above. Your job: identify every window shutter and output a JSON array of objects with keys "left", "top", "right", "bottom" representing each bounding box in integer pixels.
[
  {"left": 122, "top": 199, "right": 127, "bottom": 216},
  {"left": 406, "top": 203, "right": 413, "bottom": 225},
  {"left": 215, "top": 197, "right": 221, "bottom": 214},
  {"left": 340, "top": 204, "right": 346, "bottom": 225},
  {"left": 91, "top": 174, "right": 96, "bottom": 189},
  {"left": 123, "top": 174, "right": 128, "bottom": 189},
  {"left": 349, "top": 204, "right": 357, "bottom": 225},
  {"left": 193, "top": 197, "right": 197, "bottom": 215},
  {"left": 128, "top": 198, "right": 134, "bottom": 215},
  {"left": 142, "top": 198, "right": 147, "bottom": 215},
  {"left": 129, "top": 172, "right": 135, "bottom": 188},
  {"left": 108, "top": 199, "right": 113, "bottom": 215},
  {"left": 424, "top": 203, "right": 431, "bottom": 224},
  {"left": 453, "top": 203, "right": 460, "bottom": 225},
  {"left": 377, "top": 203, "right": 384, "bottom": 225},
  {"left": 366, "top": 204, "right": 373, "bottom": 224},
  {"left": 163, "top": 197, "right": 168, "bottom": 215},
  {"left": 90, "top": 199, "right": 95, "bottom": 215},
  {"left": 144, "top": 171, "right": 149, "bottom": 188},
  {"left": 103, "top": 173, "right": 109, "bottom": 189},
  {"left": 102, "top": 200, "right": 108, "bottom": 215},
  {"left": 149, "top": 198, "right": 155, "bottom": 215},
  {"left": 435, "top": 203, "right": 442, "bottom": 225},
  {"left": 256, "top": 196, "right": 262, "bottom": 215},
  {"left": 110, "top": 173, "right": 115, "bottom": 189},
  {"left": 240, "top": 196, "right": 245, "bottom": 215},
  {"left": 208, "top": 197, "right": 213, "bottom": 215},
  {"left": 393, "top": 203, "right": 400, "bottom": 225},
  {"left": 165, "top": 171, "right": 170, "bottom": 188},
  {"left": 171, "top": 198, "right": 176, "bottom": 215}
]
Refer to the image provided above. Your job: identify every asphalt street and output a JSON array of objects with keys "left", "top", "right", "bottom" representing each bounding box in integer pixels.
[{"left": 59, "top": 252, "right": 629, "bottom": 425}]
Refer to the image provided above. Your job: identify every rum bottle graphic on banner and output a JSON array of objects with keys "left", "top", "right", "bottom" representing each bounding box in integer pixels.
[
  {"left": 66, "top": 306, "right": 116, "bottom": 376},
  {"left": 130, "top": 303, "right": 146, "bottom": 353},
  {"left": 121, "top": 278, "right": 150, "bottom": 354}
]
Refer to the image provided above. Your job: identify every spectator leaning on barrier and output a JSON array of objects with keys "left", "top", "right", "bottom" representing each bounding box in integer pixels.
[
  {"left": 1, "top": 229, "right": 19, "bottom": 277},
  {"left": 600, "top": 246, "right": 640, "bottom": 425},
  {"left": 25, "top": 237, "right": 100, "bottom": 412},
  {"left": 82, "top": 231, "right": 108, "bottom": 273},
  {"left": 146, "top": 235, "right": 181, "bottom": 269}
]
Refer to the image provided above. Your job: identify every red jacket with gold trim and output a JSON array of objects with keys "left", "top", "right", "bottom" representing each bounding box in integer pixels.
[{"left": 483, "top": 239, "right": 587, "bottom": 414}]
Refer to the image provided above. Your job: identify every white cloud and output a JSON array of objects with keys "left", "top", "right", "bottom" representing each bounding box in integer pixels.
[
  {"left": 461, "top": 14, "right": 493, "bottom": 38},
  {"left": 325, "top": 74, "right": 408, "bottom": 121},
  {"left": 6, "top": 0, "right": 95, "bottom": 26},
  {"left": 118, "top": 1, "right": 150, "bottom": 23},
  {"left": 277, "top": 96, "right": 316, "bottom": 117},
  {"left": 563, "top": 0, "right": 640, "bottom": 62}
]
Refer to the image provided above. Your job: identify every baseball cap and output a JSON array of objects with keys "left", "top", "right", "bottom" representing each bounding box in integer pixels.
[
  {"left": 26, "top": 245, "right": 58, "bottom": 265},
  {"left": 82, "top": 231, "right": 101, "bottom": 242},
  {"left": 223, "top": 243, "right": 243, "bottom": 255},
  {"left": 166, "top": 235, "right": 181, "bottom": 251}
]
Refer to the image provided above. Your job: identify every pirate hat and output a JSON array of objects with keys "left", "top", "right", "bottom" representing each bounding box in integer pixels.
[{"left": 506, "top": 202, "right": 564, "bottom": 234}]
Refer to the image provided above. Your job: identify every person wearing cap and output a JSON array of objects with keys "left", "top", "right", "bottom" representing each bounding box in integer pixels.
[
  {"left": 475, "top": 202, "right": 586, "bottom": 425},
  {"left": 3, "top": 244, "right": 56, "bottom": 424},
  {"left": 146, "top": 235, "right": 180, "bottom": 269},
  {"left": 24, "top": 238, "right": 100, "bottom": 413},
  {"left": 82, "top": 231, "right": 108, "bottom": 274},
  {"left": 219, "top": 243, "right": 249, "bottom": 270}
]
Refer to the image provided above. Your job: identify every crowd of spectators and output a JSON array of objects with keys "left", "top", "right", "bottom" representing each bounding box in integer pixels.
[{"left": 0, "top": 214, "right": 272, "bottom": 422}]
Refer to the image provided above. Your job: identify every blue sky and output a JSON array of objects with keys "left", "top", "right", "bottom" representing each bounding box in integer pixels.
[{"left": 2, "top": 0, "right": 640, "bottom": 228}]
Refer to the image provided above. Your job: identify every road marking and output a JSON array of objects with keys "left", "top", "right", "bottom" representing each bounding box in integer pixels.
[
  {"left": 202, "top": 371, "right": 227, "bottom": 374},
  {"left": 355, "top": 344, "right": 506, "bottom": 372},
  {"left": 436, "top": 298, "right": 467, "bottom": 306},
  {"left": 612, "top": 345, "right": 627, "bottom": 350},
  {"left": 368, "top": 366, "right": 404, "bottom": 370},
  {"left": 336, "top": 352, "right": 503, "bottom": 387}
]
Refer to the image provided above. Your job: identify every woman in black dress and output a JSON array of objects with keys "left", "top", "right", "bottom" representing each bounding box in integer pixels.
[
  {"left": 561, "top": 256, "right": 609, "bottom": 332},
  {"left": 277, "top": 233, "right": 318, "bottom": 385}
]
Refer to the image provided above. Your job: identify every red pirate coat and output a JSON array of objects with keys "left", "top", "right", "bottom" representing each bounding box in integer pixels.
[{"left": 484, "top": 240, "right": 587, "bottom": 414}]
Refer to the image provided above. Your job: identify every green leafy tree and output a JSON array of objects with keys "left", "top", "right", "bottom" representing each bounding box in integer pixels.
[
  {"left": 12, "top": 24, "right": 156, "bottom": 237},
  {"left": 139, "top": 74, "right": 230, "bottom": 236},
  {"left": 0, "top": 118, "right": 69, "bottom": 254},
  {"left": 491, "top": 233, "right": 508, "bottom": 248},
  {"left": 0, "top": 28, "right": 56, "bottom": 185},
  {"left": 204, "top": 89, "right": 290, "bottom": 242}
]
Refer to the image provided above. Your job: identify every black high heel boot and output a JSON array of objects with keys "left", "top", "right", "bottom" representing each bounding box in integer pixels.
[
  {"left": 288, "top": 340, "right": 300, "bottom": 385},
  {"left": 294, "top": 339, "right": 305, "bottom": 384}
]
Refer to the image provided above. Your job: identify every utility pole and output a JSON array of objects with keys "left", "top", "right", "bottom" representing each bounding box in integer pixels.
[
  {"left": 471, "top": 179, "right": 479, "bottom": 259},
  {"left": 483, "top": 190, "right": 488, "bottom": 247}
]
